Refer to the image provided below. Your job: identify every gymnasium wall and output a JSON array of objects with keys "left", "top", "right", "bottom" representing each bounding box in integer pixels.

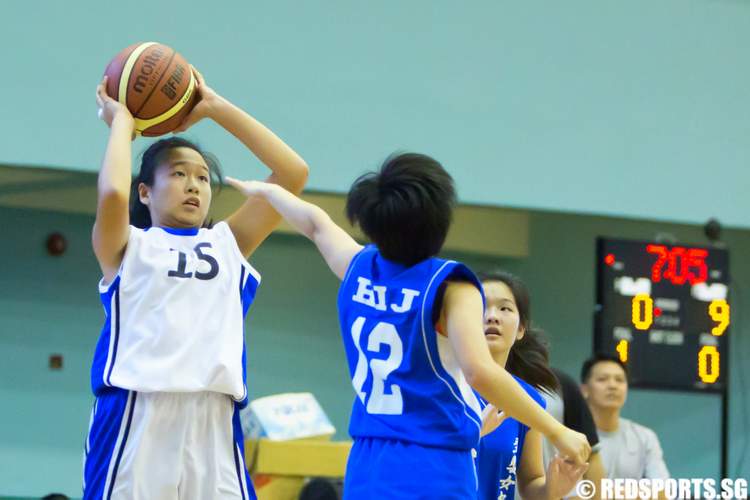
[
  {"left": 1, "top": 0, "right": 749, "bottom": 227},
  {"left": 0, "top": 204, "right": 747, "bottom": 497}
]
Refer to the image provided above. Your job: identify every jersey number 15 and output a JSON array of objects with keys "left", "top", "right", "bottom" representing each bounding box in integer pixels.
[{"left": 168, "top": 242, "right": 219, "bottom": 280}]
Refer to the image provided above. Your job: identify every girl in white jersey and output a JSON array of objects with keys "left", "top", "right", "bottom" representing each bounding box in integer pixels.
[{"left": 84, "top": 69, "right": 308, "bottom": 500}]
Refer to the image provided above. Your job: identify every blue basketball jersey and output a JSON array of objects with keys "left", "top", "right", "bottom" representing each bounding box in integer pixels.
[
  {"left": 476, "top": 376, "right": 547, "bottom": 500},
  {"left": 337, "top": 245, "right": 484, "bottom": 451}
]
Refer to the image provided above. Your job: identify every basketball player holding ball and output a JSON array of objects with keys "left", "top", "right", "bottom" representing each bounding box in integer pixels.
[{"left": 83, "top": 46, "right": 309, "bottom": 498}]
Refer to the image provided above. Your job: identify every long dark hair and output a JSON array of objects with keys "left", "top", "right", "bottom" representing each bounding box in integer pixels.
[
  {"left": 479, "top": 270, "right": 559, "bottom": 393},
  {"left": 130, "top": 137, "right": 223, "bottom": 228},
  {"left": 346, "top": 152, "right": 456, "bottom": 266}
]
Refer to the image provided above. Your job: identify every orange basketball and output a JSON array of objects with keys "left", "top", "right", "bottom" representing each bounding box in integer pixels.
[{"left": 104, "top": 42, "right": 197, "bottom": 137}]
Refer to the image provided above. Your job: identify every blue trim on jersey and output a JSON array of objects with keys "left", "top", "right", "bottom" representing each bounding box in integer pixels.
[
  {"left": 105, "top": 287, "right": 121, "bottom": 387},
  {"left": 234, "top": 265, "right": 260, "bottom": 408},
  {"left": 146, "top": 226, "right": 200, "bottom": 236},
  {"left": 91, "top": 277, "right": 121, "bottom": 396},
  {"left": 240, "top": 268, "right": 260, "bottom": 311},
  {"left": 239, "top": 266, "right": 252, "bottom": 408},
  {"left": 239, "top": 266, "right": 259, "bottom": 403},
  {"left": 476, "top": 376, "right": 546, "bottom": 500}
]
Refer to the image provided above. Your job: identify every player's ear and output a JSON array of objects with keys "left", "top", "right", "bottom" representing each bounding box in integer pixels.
[
  {"left": 138, "top": 182, "right": 151, "bottom": 206},
  {"left": 580, "top": 384, "right": 589, "bottom": 400},
  {"left": 516, "top": 324, "right": 526, "bottom": 341}
]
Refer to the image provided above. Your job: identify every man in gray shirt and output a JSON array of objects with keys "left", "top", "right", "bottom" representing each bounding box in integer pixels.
[{"left": 580, "top": 354, "right": 670, "bottom": 481}]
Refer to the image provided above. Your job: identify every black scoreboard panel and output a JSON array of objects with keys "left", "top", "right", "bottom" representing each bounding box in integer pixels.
[{"left": 594, "top": 238, "right": 730, "bottom": 393}]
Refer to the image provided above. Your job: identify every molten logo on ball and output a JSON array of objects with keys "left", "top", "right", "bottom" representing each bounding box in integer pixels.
[{"left": 133, "top": 47, "right": 166, "bottom": 94}]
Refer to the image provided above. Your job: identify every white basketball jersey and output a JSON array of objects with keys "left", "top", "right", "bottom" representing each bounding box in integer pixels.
[{"left": 91, "top": 222, "right": 260, "bottom": 403}]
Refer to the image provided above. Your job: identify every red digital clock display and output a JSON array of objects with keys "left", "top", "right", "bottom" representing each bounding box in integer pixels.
[{"left": 645, "top": 244, "right": 708, "bottom": 286}]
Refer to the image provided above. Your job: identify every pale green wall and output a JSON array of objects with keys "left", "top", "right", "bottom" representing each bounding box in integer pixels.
[
  {"left": 1, "top": 204, "right": 748, "bottom": 497},
  {"left": 1, "top": 1, "right": 749, "bottom": 227}
]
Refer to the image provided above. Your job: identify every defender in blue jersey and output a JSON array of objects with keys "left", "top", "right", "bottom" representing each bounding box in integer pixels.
[
  {"left": 476, "top": 271, "right": 587, "bottom": 500},
  {"left": 477, "top": 375, "right": 546, "bottom": 500},
  {"left": 87, "top": 71, "right": 308, "bottom": 499},
  {"left": 226, "top": 153, "right": 590, "bottom": 499}
]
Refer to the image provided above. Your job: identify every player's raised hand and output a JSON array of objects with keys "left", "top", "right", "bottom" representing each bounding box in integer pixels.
[
  {"left": 96, "top": 76, "right": 133, "bottom": 130},
  {"left": 547, "top": 455, "right": 588, "bottom": 499},
  {"left": 174, "top": 66, "right": 222, "bottom": 133}
]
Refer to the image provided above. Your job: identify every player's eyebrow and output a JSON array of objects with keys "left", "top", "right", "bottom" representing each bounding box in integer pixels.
[{"left": 169, "top": 160, "right": 210, "bottom": 174}]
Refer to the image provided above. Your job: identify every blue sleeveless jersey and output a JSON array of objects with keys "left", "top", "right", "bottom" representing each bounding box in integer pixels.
[
  {"left": 476, "top": 376, "right": 547, "bottom": 500},
  {"left": 337, "top": 245, "right": 484, "bottom": 451}
]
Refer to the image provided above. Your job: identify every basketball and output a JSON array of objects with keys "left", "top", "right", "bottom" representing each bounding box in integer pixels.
[{"left": 104, "top": 42, "right": 197, "bottom": 137}]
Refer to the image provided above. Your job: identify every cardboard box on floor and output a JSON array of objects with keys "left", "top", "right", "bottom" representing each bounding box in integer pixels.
[{"left": 242, "top": 393, "right": 351, "bottom": 500}]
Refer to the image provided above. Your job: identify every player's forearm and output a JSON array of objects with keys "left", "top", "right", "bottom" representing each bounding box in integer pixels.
[
  {"left": 211, "top": 98, "right": 308, "bottom": 193},
  {"left": 472, "top": 362, "right": 563, "bottom": 439},
  {"left": 445, "top": 283, "right": 566, "bottom": 439},
  {"left": 260, "top": 183, "right": 326, "bottom": 240},
  {"left": 97, "top": 113, "right": 134, "bottom": 200},
  {"left": 584, "top": 452, "right": 605, "bottom": 499},
  {"left": 519, "top": 477, "right": 550, "bottom": 500}
]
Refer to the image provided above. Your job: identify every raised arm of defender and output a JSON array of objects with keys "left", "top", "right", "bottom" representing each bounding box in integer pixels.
[{"left": 224, "top": 179, "right": 362, "bottom": 279}]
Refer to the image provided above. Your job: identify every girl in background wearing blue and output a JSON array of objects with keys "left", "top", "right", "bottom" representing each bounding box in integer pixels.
[{"left": 477, "top": 270, "right": 588, "bottom": 500}]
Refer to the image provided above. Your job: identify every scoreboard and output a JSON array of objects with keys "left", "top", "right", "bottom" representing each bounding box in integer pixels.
[{"left": 594, "top": 238, "right": 730, "bottom": 393}]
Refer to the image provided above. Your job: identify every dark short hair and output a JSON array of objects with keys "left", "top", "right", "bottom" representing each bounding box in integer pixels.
[
  {"left": 130, "top": 137, "right": 222, "bottom": 228},
  {"left": 41, "top": 494, "right": 69, "bottom": 500},
  {"left": 479, "top": 270, "right": 559, "bottom": 393},
  {"left": 580, "top": 353, "right": 629, "bottom": 383},
  {"left": 345, "top": 152, "right": 455, "bottom": 266}
]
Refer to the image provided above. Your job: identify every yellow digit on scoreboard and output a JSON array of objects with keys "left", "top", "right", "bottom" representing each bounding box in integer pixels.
[
  {"left": 698, "top": 345, "right": 720, "bottom": 384},
  {"left": 708, "top": 300, "right": 730, "bottom": 336},
  {"left": 631, "top": 294, "right": 653, "bottom": 331},
  {"left": 616, "top": 339, "right": 629, "bottom": 363}
]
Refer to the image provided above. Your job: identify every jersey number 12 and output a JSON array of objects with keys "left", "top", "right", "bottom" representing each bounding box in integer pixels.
[{"left": 350, "top": 317, "right": 404, "bottom": 415}]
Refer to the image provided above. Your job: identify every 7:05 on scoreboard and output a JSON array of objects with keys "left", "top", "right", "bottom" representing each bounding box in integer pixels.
[{"left": 595, "top": 238, "right": 730, "bottom": 393}]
